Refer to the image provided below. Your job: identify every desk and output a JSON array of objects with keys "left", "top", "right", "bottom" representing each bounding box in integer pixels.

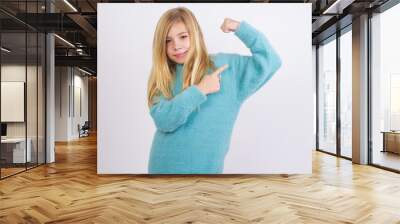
[
  {"left": 381, "top": 131, "right": 400, "bottom": 154},
  {"left": 1, "top": 138, "right": 31, "bottom": 163}
]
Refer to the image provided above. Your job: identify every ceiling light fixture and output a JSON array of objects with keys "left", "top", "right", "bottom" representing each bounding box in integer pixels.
[
  {"left": 78, "top": 67, "right": 93, "bottom": 76},
  {"left": 54, "top": 34, "right": 75, "bottom": 48},
  {"left": 1, "top": 47, "right": 11, "bottom": 53},
  {"left": 322, "top": 0, "right": 354, "bottom": 15},
  {"left": 63, "top": 0, "right": 78, "bottom": 12}
]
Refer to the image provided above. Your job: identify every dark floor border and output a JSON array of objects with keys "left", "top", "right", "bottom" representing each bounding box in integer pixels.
[
  {"left": 0, "top": 163, "right": 45, "bottom": 180},
  {"left": 316, "top": 148, "right": 352, "bottom": 161}
]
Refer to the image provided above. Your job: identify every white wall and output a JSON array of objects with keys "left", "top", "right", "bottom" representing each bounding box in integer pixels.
[
  {"left": 72, "top": 72, "right": 89, "bottom": 138},
  {"left": 1, "top": 66, "right": 26, "bottom": 126},
  {"left": 55, "top": 67, "right": 89, "bottom": 141},
  {"left": 1, "top": 65, "right": 39, "bottom": 138},
  {"left": 55, "top": 67, "right": 69, "bottom": 141},
  {"left": 98, "top": 3, "right": 313, "bottom": 174}
]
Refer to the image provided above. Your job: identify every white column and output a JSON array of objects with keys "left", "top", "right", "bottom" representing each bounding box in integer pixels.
[
  {"left": 352, "top": 14, "right": 369, "bottom": 164},
  {"left": 46, "top": 1, "right": 56, "bottom": 163},
  {"left": 46, "top": 33, "right": 55, "bottom": 163}
]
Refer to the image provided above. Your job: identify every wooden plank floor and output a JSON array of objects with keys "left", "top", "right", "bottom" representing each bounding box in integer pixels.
[{"left": 1, "top": 134, "right": 400, "bottom": 224}]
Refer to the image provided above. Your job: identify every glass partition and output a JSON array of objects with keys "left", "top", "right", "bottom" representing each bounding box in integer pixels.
[
  {"left": 0, "top": 1, "right": 46, "bottom": 179},
  {"left": 318, "top": 37, "right": 337, "bottom": 155},
  {"left": 27, "top": 30, "right": 38, "bottom": 169},
  {"left": 0, "top": 31, "right": 28, "bottom": 177}
]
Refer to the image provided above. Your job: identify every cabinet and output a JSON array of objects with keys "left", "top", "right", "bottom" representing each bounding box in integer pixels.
[
  {"left": 0, "top": 138, "right": 32, "bottom": 166},
  {"left": 382, "top": 131, "right": 400, "bottom": 154}
]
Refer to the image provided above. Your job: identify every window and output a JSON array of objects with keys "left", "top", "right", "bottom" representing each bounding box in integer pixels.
[
  {"left": 371, "top": 3, "right": 400, "bottom": 171},
  {"left": 318, "top": 37, "right": 337, "bottom": 154},
  {"left": 340, "top": 29, "right": 352, "bottom": 158}
]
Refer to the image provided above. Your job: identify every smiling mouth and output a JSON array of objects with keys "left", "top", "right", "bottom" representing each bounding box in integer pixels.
[{"left": 175, "top": 51, "right": 187, "bottom": 58}]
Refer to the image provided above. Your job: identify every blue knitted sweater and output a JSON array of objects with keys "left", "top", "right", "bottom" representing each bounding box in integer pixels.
[{"left": 148, "top": 21, "right": 282, "bottom": 174}]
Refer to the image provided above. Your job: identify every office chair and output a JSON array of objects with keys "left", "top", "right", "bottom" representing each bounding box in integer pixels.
[{"left": 79, "top": 121, "right": 90, "bottom": 138}]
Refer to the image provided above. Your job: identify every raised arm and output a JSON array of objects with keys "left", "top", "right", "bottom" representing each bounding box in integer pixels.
[
  {"left": 150, "top": 86, "right": 207, "bottom": 133},
  {"left": 232, "top": 21, "right": 282, "bottom": 102}
]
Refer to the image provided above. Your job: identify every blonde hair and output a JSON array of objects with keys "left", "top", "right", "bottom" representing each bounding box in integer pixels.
[{"left": 147, "top": 7, "right": 215, "bottom": 108}]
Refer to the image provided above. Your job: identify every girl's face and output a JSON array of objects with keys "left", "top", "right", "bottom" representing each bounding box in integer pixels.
[{"left": 166, "top": 21, "right": 190, "bottom": 64}]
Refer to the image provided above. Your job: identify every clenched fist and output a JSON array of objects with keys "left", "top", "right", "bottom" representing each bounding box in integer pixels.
[
  {"left": 196, "top": 64, "right": 229, "bottom": 95},
  {"left": 220, "top": 18, "right": 240, "bottom": 33}
]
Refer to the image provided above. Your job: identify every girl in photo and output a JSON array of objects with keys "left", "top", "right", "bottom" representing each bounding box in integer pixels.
[{"left": 147, "top": 7, "right": 282, "bottom": 174}]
